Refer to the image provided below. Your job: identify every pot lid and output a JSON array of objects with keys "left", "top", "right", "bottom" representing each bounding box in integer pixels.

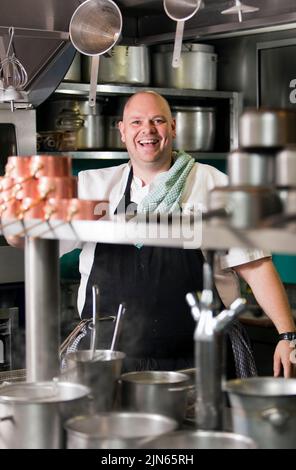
[{"left": 0, "top": 381, "right": 89, "bottom": 403}]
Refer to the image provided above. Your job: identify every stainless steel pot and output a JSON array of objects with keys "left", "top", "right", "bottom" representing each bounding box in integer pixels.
[
  {"left": 0, "top": 381, "right": 90, "bottom": 449},
  {"left": 82, "top": 45, "right": 150, "bottom": 85},
  {"left": 141, "top": 430, "right": 257, "bottom": 449},
  {"left": 226, "top": 377, "right": 296, "bottom": 449},
  {"left": 152, "top": 43, "right": 217, "bottom": 90},
  {"left": 172, "top": 106, "right": 216, "bottom": 151},
  {"left": 64, "top": 349, "right": 125, "bottom": 412},
  {"left": 227, "top": 150, "right": 275, "bottom": 186},
  {"left": 276, "top": 147, "right": 296, "bottom": 186},
  {"left": 208, "top": 186, "right": 283, "bottom": 229},
  {"left": 120, "top": 371, "right": 191, "bottom": 425},
  {"left": 239, "top": 108, "right": 296, "bottom": 149},
  {"left": 65, "top": 412, "right": 178, "bottom": 449},
  {"left": 38, "top": 98, "right": 105, "bottom": 149},
  {"left": 105, "top": 115, "right": 125, "bottom": 149}
]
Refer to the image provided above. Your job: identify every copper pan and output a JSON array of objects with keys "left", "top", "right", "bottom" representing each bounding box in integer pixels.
[
  {"left": 37, "top": 176, "right": 77, "bottom": 199},
  {"left": 0, "top": 176, "right": 15, "bottom": 202},
  {"left": 5, "top": 156, "right": 32, "bottom": 178},
  {"left": 45, "top": 198, "right": 109, "bottom": 221},
  {"left": 30, "top": 155, "right": 72, "bottom": 178}
]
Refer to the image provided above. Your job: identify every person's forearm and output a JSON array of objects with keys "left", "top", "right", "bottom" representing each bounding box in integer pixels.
[{"left": 234, "top": 258, "right": 295, "bottom": 333}]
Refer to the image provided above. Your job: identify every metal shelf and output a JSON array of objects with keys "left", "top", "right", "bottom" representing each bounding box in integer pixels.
[
  {"left": 2, "top": 217, "right": 296, "bottom": 254},
  {"left": 42, "top": 151, "right": 228, "bottom": 160},
  {"left": 56, "top": 82, "right": 241, "bottom": 101}
]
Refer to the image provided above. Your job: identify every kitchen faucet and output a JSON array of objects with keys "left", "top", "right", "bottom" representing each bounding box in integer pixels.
[{"left": 186, "top": 251, "right": 248, "bottom": 430}]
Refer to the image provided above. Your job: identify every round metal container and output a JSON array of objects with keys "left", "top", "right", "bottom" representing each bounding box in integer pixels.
[
  {"left": 0, "top": 381, "right": 90, "bottom": 449},
  {"left": 65, "top": 412, "right": 177, "bottom": 449},
  {"left": 105, "top": 115, "right": 125, "bottom": 149},
  {"left": 82, "top": 45, "right": 150, "bottom": 85},
  {"left": 141, "top": 430, "right": 257, "bottom": 449},
  {"left": 172, "top": 106, "right": 216, "bottom": 151},
  {"left": 120, "top": 370, "right": 190, "bottom": 425},
  {"left": 64, "top": 349, "right": 125, "bottom": 412},
  {"left": 228, "top": 150, "right": 275, "bottom": 186},
  {"left": 276, "top": 147, "right": 296, "bottom": 186},
  {"left": 208, "top": 186, "right": 283, "bottom": 229},
  {"left": 239, "top": 108, "right": 296, "bottom": 149},
  {"left": 152, "top": 43, "right": 217, "bottom": 90},
  {"left": 226, "top": 377, "right": 296, "bottom": 449}
]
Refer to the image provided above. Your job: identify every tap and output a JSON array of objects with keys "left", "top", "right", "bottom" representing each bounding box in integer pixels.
[{"left": 186, "top": 255, "right": 248, "bottom": 430}]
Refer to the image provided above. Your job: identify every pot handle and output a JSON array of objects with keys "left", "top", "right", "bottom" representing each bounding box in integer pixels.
[
  {"left": 261, "top": 407, "right": 290, "bottom": 428},
  {"left": 0, "top": 415, "right": 14, "bottom": 423},
  {"left": 168, "top": 384, "right": 195, "bottom": 392}
]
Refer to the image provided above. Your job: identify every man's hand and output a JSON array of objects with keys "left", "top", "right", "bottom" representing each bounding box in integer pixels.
[
  {"left": 5, "top": 235, "right": 24, "bottom": 249},
  {"left": 274, "top": 340, "right": 296, "bottom": 378}
]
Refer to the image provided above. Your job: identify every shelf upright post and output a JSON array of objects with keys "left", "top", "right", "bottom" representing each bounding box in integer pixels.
[{"left": 25, "top": 237, "right": 60, "bottom": 382}]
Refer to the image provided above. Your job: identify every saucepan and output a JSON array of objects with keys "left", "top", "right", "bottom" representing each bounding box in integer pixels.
[
  {"left": 69, "top": 0, "right": 122, "bottom": 107},
  {"left": 120, "top": 370, "right": 192, "bottom": 425},
  {"left": 5, "top": 155, "right": 72, "bottom": 178}
]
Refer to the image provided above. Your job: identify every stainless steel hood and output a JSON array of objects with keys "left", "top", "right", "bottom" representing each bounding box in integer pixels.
[{"left": 0, "top": 0, "right": 79, "bottom": 107}]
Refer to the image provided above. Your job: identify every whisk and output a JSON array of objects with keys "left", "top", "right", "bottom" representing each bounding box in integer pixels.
[{"left": 0, "top": 27, "right": 28, "bottom": 91}]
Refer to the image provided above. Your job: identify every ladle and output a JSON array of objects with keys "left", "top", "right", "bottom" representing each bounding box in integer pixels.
[
  {"left": 69, "top": 0, "right": 122, "bottom": 107},
  {"left": 90, "top": 285, "right": 99, "bottom": 360},
  {"left": 163, "top": 0, "right": 201, "bottom": 68},
  {"left": 110, "top": 303, "right": 126, "bottom": 351}
]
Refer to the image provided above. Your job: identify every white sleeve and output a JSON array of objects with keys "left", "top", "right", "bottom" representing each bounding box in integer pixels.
[{"left": 219, "top": 247, "right": 271, "bottom": 269}]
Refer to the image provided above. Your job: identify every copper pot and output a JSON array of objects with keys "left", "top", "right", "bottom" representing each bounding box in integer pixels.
[
  {"left": 37, "top": 177, "right": 77, "bottom": 199},
  {"left": 0, "top": 177, "right": 15, "bottom": 202},
  {"left": 0, "top": 199, "right": 21, "bottom": 219},
  {"left": 45, "top": 198, "right": 109, "bottom": 221},
  {"left": 5, "top": 156, "right": 32, "bottom": 178},
  {"left": 30, "top": 155, "right": 72, "bottom": 178},
  {"left": 20, "top": 198, "right": 45, "bottom": 219}
]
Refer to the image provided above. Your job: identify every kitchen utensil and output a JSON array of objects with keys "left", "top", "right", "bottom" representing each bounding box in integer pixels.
[
  {"left": 69, "top": 0, "right": 122, "bottom": 107},
  {"left": 172, "top": 105, "right": 216, "bottom": 151},
  {"left": 276, "top": 147, "right": 296, "bottom": 187},
  {"left": 0, "top": 27, "right": 28, "bottom": 91},
  {"left": 163, "top": 0, "right": 202, "bottom": 68},
  {"left": 110, "top": 303, "right": 125, "bottom": 351},
  {"left": 226, "top": 377, "right": 296, "bottom": 449},
  {"left": 239, "top": 108, "right": 296, "bottom": 149},
  {"left": 82, "top": 45, "right": 150, "bottom": 85},
  {"left": 65, "top": 412, "right": 178, "bottom": 449},
  {"left": 152, "top": 43, "right": 217, "bottom": 90},
  {"left": 64, "top": 350, "right": 126, "bottom": 412},
  {"left": 227, "top": 150, "right": 275, "bottom": 186},
  {"left": 120, "top": 370, "right": 191, "bottom": 425},
  {"left": 141, "top": 429, "right": 257, "bottom": 449},
  {"left": 221, "top": 0, "right": 259, "bottom": 23},
  {"left": 90, "top": 285, "right": 99, "bottom": 360},
  {"left": 208, "top": 186, "right": 283, "bottom": 229},
  {"left": 0, "top": 381, "right": 90, "bottom": 449}
]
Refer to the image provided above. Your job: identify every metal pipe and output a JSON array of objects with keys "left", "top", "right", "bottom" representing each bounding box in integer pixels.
[{"left": 25, "top": 237, "right": 60, "bottom": 381}]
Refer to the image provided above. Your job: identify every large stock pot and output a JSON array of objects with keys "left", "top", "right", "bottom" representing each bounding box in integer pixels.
[
  {"left": 82, "top": 45, "right": 150, "bottom": 85},
  {"left": 0, "top": 381, "right": 90, "bottom": 449},
  {"left": 152, "top": 43, "right": 217, "bottom": 90},
  {"left": 226, "top": 377, "right": 296, "bottom": 449}
]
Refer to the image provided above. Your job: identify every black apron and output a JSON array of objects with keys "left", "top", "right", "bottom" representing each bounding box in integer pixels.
[{"left": 81, "top": 167, "right": 217, "bottom": 372}]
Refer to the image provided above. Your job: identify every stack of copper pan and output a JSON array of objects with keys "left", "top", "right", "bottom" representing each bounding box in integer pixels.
[{"left": 0, "top": 155, "right": 108, "bottom": 231}]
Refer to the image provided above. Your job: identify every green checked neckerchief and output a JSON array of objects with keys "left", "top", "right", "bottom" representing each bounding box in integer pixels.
[{"left": 137, "top": 151, "right": 195, "bottom": 214}]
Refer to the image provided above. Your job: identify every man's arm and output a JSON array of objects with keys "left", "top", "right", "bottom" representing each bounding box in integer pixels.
[{"left": 234, "top": 257, "right": 296, "bottom": 378}]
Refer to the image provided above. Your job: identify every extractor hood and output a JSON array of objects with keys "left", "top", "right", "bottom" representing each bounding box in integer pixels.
[{"left": 0, "top": 0, "right": 79, "bottom": 108}]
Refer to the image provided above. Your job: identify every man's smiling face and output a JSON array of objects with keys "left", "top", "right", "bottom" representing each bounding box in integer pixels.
[{"left": 118, "top": 92, "right": 176, "bottom": 168}]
